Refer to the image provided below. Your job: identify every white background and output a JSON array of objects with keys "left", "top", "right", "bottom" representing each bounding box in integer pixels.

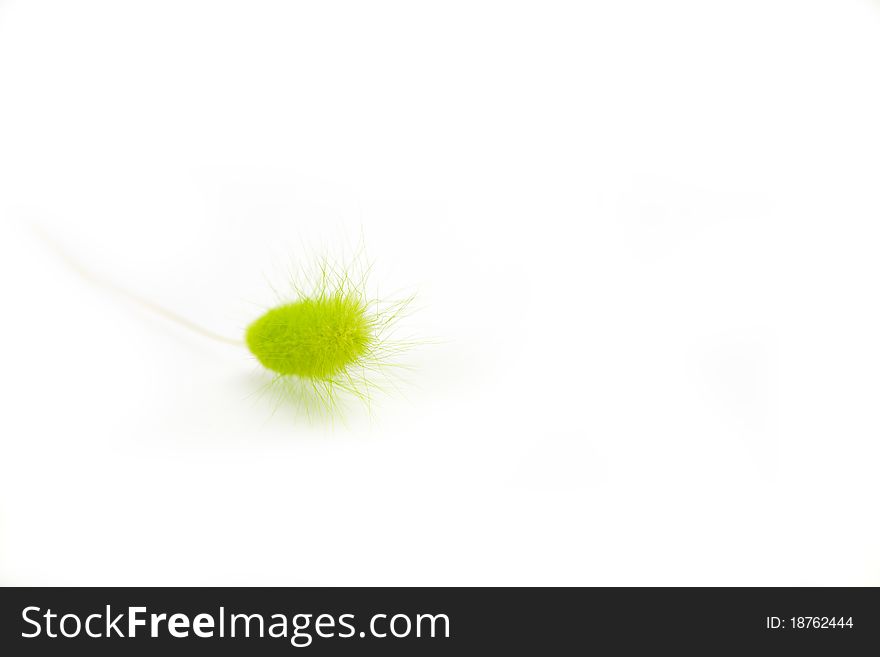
[{"left": 1, "top": 0, "right": 879, "bottom": 586}]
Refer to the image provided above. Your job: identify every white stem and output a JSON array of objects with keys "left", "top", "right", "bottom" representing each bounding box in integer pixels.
[{"left": 33, "top": 225, "right": 244, "bottom": 347}]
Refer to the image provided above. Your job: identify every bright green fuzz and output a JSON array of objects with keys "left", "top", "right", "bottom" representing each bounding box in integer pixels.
[{"left": 246, "top": 294, "right": 373, "bottom": 381}]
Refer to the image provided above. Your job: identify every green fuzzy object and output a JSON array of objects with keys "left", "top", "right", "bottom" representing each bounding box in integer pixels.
[
  {"left": 246, "top": 294, "right": 373, "bottom": 380},
  {"left": 242, "top": 255, "right": 414, "bottom": 414}
]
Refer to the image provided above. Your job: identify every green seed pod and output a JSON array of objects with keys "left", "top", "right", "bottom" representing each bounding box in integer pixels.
[
  {"left": 38, "top": 226, "right": 414, "bottom": 417},
  {"left": 245, "top": 255, "right": 415, "bottom": 415},
  {"left": 246, "top": 294, "right": 373, "bottom": 380}
]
